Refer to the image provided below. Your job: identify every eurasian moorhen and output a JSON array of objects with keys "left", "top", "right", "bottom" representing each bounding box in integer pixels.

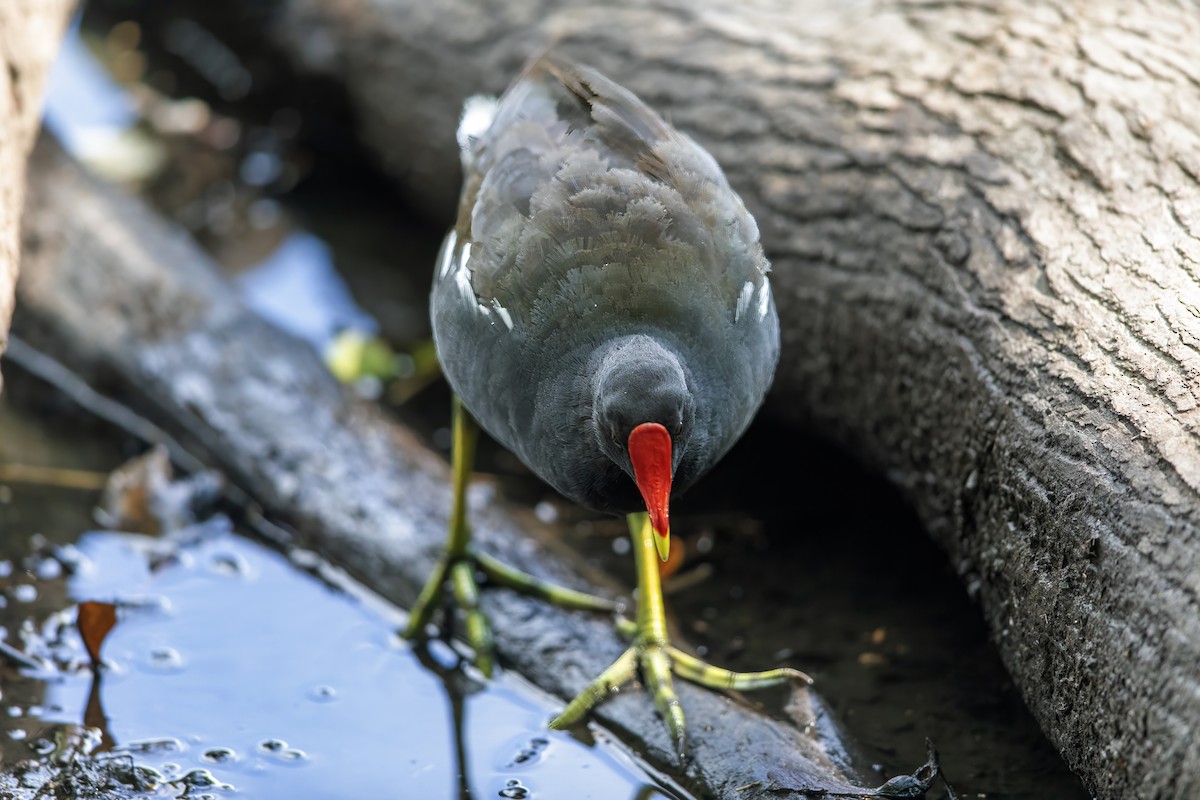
[{"left": 404, "top": 54, "right": 808, "bottom": 756}]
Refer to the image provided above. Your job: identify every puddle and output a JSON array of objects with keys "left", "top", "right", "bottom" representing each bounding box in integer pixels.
[{"left": 0, "top": 395, "right": 690, "bottom": 800}]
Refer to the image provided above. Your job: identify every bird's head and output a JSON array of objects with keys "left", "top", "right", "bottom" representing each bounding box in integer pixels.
[{"left": 592, "top": 336, "right": 694, "bottom": 562}]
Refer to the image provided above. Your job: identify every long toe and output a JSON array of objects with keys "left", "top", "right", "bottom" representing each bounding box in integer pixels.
[
  {"left": 547, "top": 646, "right": 638, "bottom": 730},
  {"left": 639, "top": 643, "right": 686, "bottom": 759}
]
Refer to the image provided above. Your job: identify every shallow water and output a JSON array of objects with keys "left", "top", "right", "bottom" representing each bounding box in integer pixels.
[{"left": 0, "top": 395, "right": 690, "bottom": 800}]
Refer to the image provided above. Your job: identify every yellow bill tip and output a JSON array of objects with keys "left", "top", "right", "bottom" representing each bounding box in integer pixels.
[{"left": 653, "top": 528, "right": 671, "bottom": 562}]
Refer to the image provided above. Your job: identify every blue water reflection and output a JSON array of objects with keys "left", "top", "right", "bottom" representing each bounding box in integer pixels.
[
  {"left": 41, "top": 16, "right": 377, "bottom": 356},
  {"left": 234, "top": 233, "right": 377, "bottom": 350},
  {"left": 41, "top": 18, "right": 138, "bottom": 155},
  {"left": 49, "top": 527, "right": 684, "bottom": 800}
]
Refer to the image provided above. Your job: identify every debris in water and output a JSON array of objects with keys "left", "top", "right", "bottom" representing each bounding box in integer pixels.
[{"left": 76, "top": 600, "right": 118, "bottom": 667}]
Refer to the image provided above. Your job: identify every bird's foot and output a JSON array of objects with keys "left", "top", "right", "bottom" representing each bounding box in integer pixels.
[
  {"left": 547, "top": 635, "right": 684, "bottom": 757},
  {"left": 547, "top": 513, "right": 811, "bottom": 759},
  {"left": 402, "top": 548, "right": 617, "bottom": 679},
  {"left": 547, "top": 617, "right": 811, "bottom": 758},
  {"left": 402, "top": 553, "right": 496, "bottom": 676}
]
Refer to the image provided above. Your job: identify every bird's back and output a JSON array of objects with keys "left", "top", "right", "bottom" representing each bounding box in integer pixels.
[{"left": 431, "top": 55, "right": 779, "bottom": 513}]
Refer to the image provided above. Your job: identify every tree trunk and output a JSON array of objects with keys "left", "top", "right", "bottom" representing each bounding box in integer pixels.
[
  {"left": 0, "top": 0, "right": 75, "bottom": 393},
  {"left": 232, "top": 1, "right": 1198, "bottom": 798}
]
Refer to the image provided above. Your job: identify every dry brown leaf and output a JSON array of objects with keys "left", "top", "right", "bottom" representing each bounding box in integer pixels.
[{"left": 76, "top": 600, "right": 118, "bottom": 666}]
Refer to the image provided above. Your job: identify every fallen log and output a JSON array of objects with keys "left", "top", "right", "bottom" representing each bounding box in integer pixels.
[
  {"left": 0, "top": 0, "right": 75, "bottom": 392},
  {"left": 111, "top": 1, "right": 1200, "bottom": 797},
  {"left": 12, "top": 134, "right": 917, "bottom": 800}
]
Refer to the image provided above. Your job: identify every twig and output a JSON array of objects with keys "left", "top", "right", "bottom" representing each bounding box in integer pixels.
[
  {"left": 3, "top": 335, "right": 294, "bottom": 548},
  {"left": 0, "top": 464, "right": 109, "bottom": 490},
  {"left": 4, "top": 336, "right": 209, "bottom": 476},
  {"left": 0, "top": 639, "right": 46, "bottom": 671}
]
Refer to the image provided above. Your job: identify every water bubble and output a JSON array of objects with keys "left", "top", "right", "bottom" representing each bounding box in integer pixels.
[
  {"left": 7, "top": 728, "right": 26, "bottom": 740},
  {"left": 506, "top": 736, "right": 551, "bottom": 768},
  {"left": 308, "top": 685, "right": 337, "bottom": 703},
  {"left": 201, "top": 748, "right": 236, "bottom": 767},
  {"left": 612, "top": 537, "right": 631, "bottom": 556},
  {"left": 257, "top": 738, "right": 308, "bottom": 764},
  {"left": 499, "top": 778, "right": 531, "bottom": 798},
  {"left": 178, "top": 768, "right": 232, "bottom": 790},
  {"left": 6, "top": 706, "right": 22, "bottom": 718},
  {"left": 34, "top": 559, "right": 62, "bottom": 580},
  {"left": 12, "top": 585, "right": 38, "bottom": 603},
  {"left": 122, "top": 764, "right": 164, "bottom": 791},
  {"left": 146, "top": 646, "right": 185, "bottom": 672},
  {"left": 208, "top": 551, "right": 250, "bottom": 577},
  {"left": 0, "top": 561, "right": 11, "bottom": 577}
]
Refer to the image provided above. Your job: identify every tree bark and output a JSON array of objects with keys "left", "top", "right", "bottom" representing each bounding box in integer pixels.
[
  {"left": 13, "top": 134, "right": 903, "bottom": 800},
  {"left": 0, "top": 0, "right": 75, "bottom": 394},
  {"left": 224, "top": 1, "right": 1198, "bottom": 798}
]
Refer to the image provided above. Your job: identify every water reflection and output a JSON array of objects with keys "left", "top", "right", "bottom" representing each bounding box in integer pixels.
[
  {"left": 41, "top": 16, "right": 138, "bottom": 164},
  {"left": 41, "top": 13, "right": 378, "bottom": 358},
  {"left": 7, "top": 523, "right": 687, "bottom": 799},
  {"left": 235, "top": 231, "right": 377, "bottom": 351}
]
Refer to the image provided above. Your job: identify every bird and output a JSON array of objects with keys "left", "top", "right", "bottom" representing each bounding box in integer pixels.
[{"left": 403, "top": 53, "right": 809, "bottom": 757}]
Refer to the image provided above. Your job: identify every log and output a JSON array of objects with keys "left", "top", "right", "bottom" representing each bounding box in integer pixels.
[
  {"left": 12, "top": 134, "right": 926, "bottom": 800},
  {"left": 149, "top": 1, "right": 1197, "bottom": 798},
  {"left": 0, "top": 0, "right": 75, "bottom": 392}
]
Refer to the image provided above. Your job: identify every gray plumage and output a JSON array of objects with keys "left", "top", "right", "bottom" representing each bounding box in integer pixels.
[{"left": 431, "top": 55, "right": 779, "bottom": 516}]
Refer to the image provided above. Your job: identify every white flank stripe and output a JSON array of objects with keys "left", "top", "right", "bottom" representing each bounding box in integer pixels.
[
  {"left": 735, "top": 280, "right": 753, "bottom": 322},
  {"left": 757, "top": 279, "right": 771, "bottom": 320}
]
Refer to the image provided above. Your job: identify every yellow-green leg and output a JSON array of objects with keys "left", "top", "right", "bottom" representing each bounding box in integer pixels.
[
  {"left": 549, "top": 513, "right": 812, "bottom": 757},
  {"left": 403, "top": 396, "right": 616, "bottom": 677}
]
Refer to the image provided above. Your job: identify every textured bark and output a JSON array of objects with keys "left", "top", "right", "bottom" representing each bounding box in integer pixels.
[
  {"left": 0, "top": 0, "right": 75, "bottom": 393},
  {"left": 224, "top": 1, "right": 1198, "bottom": 798},
  {"left": 14, "top": 136, "right": 888, "bottom": 800}
]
